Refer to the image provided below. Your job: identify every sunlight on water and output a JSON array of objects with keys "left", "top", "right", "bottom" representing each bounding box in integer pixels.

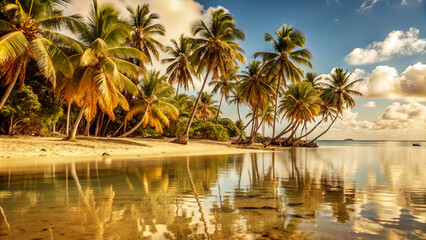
[{"left": 0, "top": 145, "right": 425, "bottom": 239}]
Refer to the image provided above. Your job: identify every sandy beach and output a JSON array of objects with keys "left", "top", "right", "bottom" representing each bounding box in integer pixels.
[{"left": 0, "top": 135, "right": 264, "bottom": 160}]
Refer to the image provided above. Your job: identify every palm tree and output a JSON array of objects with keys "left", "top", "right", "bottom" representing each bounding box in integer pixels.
[
  {"left": 239, "top": 60, "right": 274, "bottom": 144},
  {"left": 254, "top": 24, "right": 312, "bottom": 138},
  {"left": 209, "top": 70, "right": 237, "bottom": 123},
  {"left": 309, "top": 68, "right": 362, "bottom": 143},
  {"left": 175, "top": 9, "right": 245, "bottom": 144},
  {"left": 168, "top": 93, "right": 194, "bottom": 137},
  {"left": 0, "top": 0, "right": 85, "bottom": 108},
  {"left": 162, "top": 34, "right": 196, "bottom": 95},
  {"left": 64, "top": 0, "right": 144, "bottom": 141},
  {"left": 304, "top": 72, "right": 321, "bottom": 88},
  {"left": 195, "top": 92, "right": 218, "bottom": 123},
  {"left": 127, "top": 3, "right": 165, "bottom": 65},
  {"left": 119, "top": 71, "right": 178, "bottom": 137},
  {"left": 229, "top": 85, "right": 245, "bottom": 123},
  {"left": 274, "top": 82, "right": 322, "bottom": 144}
]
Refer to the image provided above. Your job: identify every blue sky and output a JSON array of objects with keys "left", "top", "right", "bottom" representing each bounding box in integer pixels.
[{"left": 69, "top": 0, "right": 426, "bottom": 140}]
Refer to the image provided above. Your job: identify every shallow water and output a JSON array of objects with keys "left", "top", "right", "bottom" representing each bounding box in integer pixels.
[{"left": 0, "top": 145, "right": 425, "bottom": 239}]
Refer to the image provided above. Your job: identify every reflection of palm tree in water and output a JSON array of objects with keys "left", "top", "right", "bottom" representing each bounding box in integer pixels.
[
  {"left": 186, "top": 157, "right": 211, "bottom": 239},
  {"left": 70, "top": 162, "right": 115, "bottom": 240}
]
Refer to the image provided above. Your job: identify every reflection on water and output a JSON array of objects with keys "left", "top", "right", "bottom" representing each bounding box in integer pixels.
[{"left": 0, "top": 146, "right": 425, "bottom": 239}]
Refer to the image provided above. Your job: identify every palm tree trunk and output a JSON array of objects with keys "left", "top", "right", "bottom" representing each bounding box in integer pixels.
[
  {"left": 248, "top": 110, "right": 267, "bottom": 144},
  {"left": 113, "top": 120, "right": 126, "bottom": 137},
  {"left": 101, "top": 118, "right": 110, "bottom": 137},
  {"left": 237, "top": 103, "right": 241, "bottom": 122},
  {"left": 84, "top": 119, "right": 91, "bottom": 136},
  {"left": 272, "top": 73, "right": 282, "bottom": 139},
  {"left": 119, "top": 105, "right": 149, "bottom": 138},
  {"left": 94, "top": 113, "right": 101, "bottom": 137},
  {"left": 175, "top": 83, "right": 180, "bottom": 97},
  {"left": 65, "top": 99, "right": 87, "bottom": 141},
  {"left": 66, "top": 102, "right": 71, "bottom": 135},
  {"left": 97, "top": 112, "right": 105, "bottom": 136},
  {"left": 289, "top": 117, "right": 324, "bottom": 144},
  {"left": 310, "top": 114, "right": 338, "bottom": 143},
  {"left": 175, "top": 70, "right": 211, "bottom": 144},
  {"left": 8, "top": 117, "right": 13, "bottom": 135},
  {"left": 267, "top": 123, "right": 292, "bottom": 145},
  {"left": 0, "top": 59, "right": 23, "bottom": 109},
  {"left": 215, "top": 94, "right": 224, "bottom": 124}
]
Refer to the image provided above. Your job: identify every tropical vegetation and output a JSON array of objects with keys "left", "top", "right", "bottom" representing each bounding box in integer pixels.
[{"left": 0, "top": 1, "right": 362, "bottom": 147}]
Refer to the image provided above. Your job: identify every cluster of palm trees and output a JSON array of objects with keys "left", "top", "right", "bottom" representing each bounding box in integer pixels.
[{"left": 0, "top": 0, "right": 362, "bottom": 146}]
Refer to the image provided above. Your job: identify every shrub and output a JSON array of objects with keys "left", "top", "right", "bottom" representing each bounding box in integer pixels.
[
  {"left": 218, "top": 118, "right": 240, "bottom": 137},
  {"left": 190, "top": 122, "right": 229, "bottom": 141}
]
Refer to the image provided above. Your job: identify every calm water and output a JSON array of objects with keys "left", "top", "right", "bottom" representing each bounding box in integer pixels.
[{"left": 0, "top": 143, "right": 425, "bottom": 239}]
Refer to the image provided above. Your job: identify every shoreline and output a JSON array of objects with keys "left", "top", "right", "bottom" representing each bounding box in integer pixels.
[{"left": 0, "top": 135, "right": 266, "bottom": 164}]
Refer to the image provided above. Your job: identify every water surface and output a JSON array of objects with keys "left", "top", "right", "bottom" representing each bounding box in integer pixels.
[{"left": 0, "top": 144, "right": 425, "bottom": 239}]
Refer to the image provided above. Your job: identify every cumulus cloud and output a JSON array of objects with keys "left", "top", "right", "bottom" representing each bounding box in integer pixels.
[
  {"left": 314, "top": 101, "right": 426, "bottom": 140},
  {"left": 363, "top": 101, "right": 377, "bottom": 108},
  {"left": 344, "top": 28, "right": 426, "bottom": 65},
  {"left": 353, "top": 62, "right": 426, "bottom": 101}
]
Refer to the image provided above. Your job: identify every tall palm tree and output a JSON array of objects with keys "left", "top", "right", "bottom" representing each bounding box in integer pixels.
[
  {"left": 209, "top": 70, "right": 237, "bottom": 123},
  {"left": 175, "top": 8, "right": 245, "bottom": 144},
  {"left": 162, "top": 34, "right": 196, "bottom": 94},
  {"left": 127, "top": 4, "right": 165, "bottom": 65},
  {"left": 310, "top": 68, "right": 362, "bottom": 143},
  {"left": 0, "top": 0, "right": 85, "bottom": 108},
  {"left": 195, "top": 92, "right": 218, "bottom": 123},
  {"left": 254, "top": 24, "right": 312, "bottom": 138},
  {"left": 229, "top": 85, "right": 245, "bottom": 123},
  {"left": 119, "top": 71, "right": 178, "bottom": 137},
  {"left": 239, "top": 60, "right": 274, "bottom": 144},
  {"left": 64, "top": 0, "right": 144, "bottom": 141},
  {"left": 274, "top": 81, "right": 322, "bottom": 144}
]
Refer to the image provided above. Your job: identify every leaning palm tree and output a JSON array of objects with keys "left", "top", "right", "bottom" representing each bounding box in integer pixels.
[
  {"left": 0, "top": 0, "right": 85, "bottom": 108},
  {"left": 119, "top": 71, "right": 178, "bottom": 137},
  {"left": 309, "top": 68, "right": 362, "bottom": 143},
  {"left": 162, "top": 34, "right": 196, "bottom": 94},
  {"left": 209, "top": 70, "right": 237, "bottom": 123},
  {"left": 64, "top": 0, "right": 145, "bottom": 141},
  {"left": 272, "top": 81, "right": 322, "bottom": 145},
  {"left": 174, "top": 8, "right": 245, "bottom": 144},
  {"left": 254, "top": 24, "right": 312, "bottom": 138},
  {"left": 127, "top": 3, "right": 165, "bottom": 65},
  {"left": 239, "top": 60, "right": 274, "bottom": 144},
  {"left": 195, "top": 92, "right": 218, "bottom": 123}
]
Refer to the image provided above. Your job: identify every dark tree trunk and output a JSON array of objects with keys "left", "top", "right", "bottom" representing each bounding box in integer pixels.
[
  {"left": 310, "top": 114, "right": 338, "bottom": 143},
  {"left": 65, "top": 102, "right": 71, "bottom": 135},
  {"left": 215, "top": 94, "right": 223, "bottom": 124},
  {"left": 174, "top": 70, "right": 211, "bottom": 145}
]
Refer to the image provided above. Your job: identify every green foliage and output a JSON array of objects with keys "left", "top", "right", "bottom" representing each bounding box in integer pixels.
[
  {"left": 217, "top": 118, "right": 240, "bottom": 137},
  {"left": 190, "top": 122, "right": 229, "bottom": 141},
  {"left": 235, "top": 119, "right": 246, "bottom": 137}
]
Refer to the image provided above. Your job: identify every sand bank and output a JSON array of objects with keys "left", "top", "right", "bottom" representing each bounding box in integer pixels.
[{"left": 0, "top": 136, "right": 264, "bottom": 161}]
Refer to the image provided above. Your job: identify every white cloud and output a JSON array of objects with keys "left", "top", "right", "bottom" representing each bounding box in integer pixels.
[
  {"left": 363, "top": 101, "right": 377, "bottom": 108},
  {"left": 344, "top": 28, "right": 426, "bottom": 65},
  {"left": 333, "top": 18, "right": 340, "bottom": 22},
  {"left": 401, "top": 0, "right": 408, "bottom": 5},
  {"left": 313, "top": 101, "right": 426, "bottom": 140},
  {"left": 353, "top": 62, "right": 426, "bottom": 101},
  {"left": 357, "top": 0, "right": 382, "bottom": 11}
]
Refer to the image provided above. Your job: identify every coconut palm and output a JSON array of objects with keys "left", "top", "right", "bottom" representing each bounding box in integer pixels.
[
  {"left": 0, "top": 0, "right": 85, "bottom": 108},
  {"left": 254, "top": 24, "right": 312, "bottom": 138},
  {"left": 239, "top": 60, "right": 274, "bottom": 144},
  {"left": 119, "top": 71, "right": 178, "bottom": 137},
  {"left": 309, "top": 68, "right": 362, "bottom": 143},
  {"left": 162, "top": 34, "right": 196, "bottom": 94},
  {"left": 127, "top": 3, "right": 165, "bottom": 65},
  {"left": 175, "top": 8, "right": 245, "bottom": 144},
  {"left": 64, "top": 0, "right": 145, "bottom": 141},
  {"left": 273, "top": 82, "right": 322, "bottom": 144},
  {"left": 168, "top": 93, "right": 194, "bottom": 137},
  {"left": 209, "top": 70, "right": 237, "bottom": 123},
  {"left": 195, "top": 92, "right": 218, "bottom": 123},
  {"left": 304, "top": 72, "right": 321, "bottom": 88},
  {"left": 229, "top": 85, "right": 245, "bottom": 123}
]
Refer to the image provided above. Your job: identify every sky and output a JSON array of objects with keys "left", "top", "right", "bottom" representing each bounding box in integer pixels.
[{"left": 65, "top": 0, "right": 426, "bottom": 140}]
